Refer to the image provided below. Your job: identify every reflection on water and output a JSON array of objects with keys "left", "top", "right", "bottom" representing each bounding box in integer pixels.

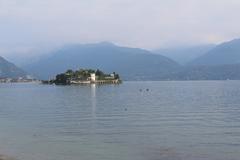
[
  {"left": 0, "top": 81, "right": 240, "bottom": 160},
  {"left": 91, "top": 84, "right": 96, "bottom": 119}
]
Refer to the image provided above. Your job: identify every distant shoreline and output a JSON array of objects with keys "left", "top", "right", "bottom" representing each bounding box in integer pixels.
[{"left": 0, "top": 77, "right": 39, "bottom": 83}]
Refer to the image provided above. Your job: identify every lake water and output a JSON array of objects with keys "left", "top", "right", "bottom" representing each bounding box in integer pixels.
[{"left": 0, "top": 81, "right": 240, "bottom": 160}]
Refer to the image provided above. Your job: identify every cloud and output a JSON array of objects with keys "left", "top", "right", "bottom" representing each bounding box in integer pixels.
[{"left": 0, "top": 0, "right": 240, "bottom": 51}]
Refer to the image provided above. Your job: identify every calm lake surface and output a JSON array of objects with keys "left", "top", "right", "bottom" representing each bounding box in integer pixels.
[{"left": 0, "top": 81, "right": 240, "bottom": 160}]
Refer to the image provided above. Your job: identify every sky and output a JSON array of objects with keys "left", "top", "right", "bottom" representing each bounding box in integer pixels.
[{"left": 1, "top": 0, "right": 240, "bottom": 56}]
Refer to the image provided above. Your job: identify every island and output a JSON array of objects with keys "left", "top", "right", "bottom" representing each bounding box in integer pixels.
[{"left": 42, "top": 69, "right": 122, "bottom": 85}]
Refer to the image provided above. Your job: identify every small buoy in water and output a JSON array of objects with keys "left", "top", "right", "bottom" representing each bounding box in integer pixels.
[
  {"left": 124, "top": 108, "right": 128, "bottom": 111},
  {"left": 146, "top": 89, "right": 149, "bottom": 91}
]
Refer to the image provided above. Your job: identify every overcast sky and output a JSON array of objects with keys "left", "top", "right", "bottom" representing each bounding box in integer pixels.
[{"left": 1, "top": 0, "right": 240, "bottom": 55}]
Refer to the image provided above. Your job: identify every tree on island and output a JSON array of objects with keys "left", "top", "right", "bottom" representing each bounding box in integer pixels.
[
  {"left": 55, "top": 73, "right": 69, "bottom": 85},
  {"left": 66, "top": 69, "right": 74, "bottom": 75},
  {"left": 114, "top": 74, "right": 120, "bottom": 79}
]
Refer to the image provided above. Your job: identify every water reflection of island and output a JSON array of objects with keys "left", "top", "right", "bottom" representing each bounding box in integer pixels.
[
  {"left": 91, "top": 84, "right": 96, "bottom": 119},
  {"left": 42, "top": 69, "right": 121, "bottom": 85}
]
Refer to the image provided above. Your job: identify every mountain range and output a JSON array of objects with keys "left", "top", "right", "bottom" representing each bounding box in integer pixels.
[
  {"left": 2, "top": 38, "right": 240, "bottom": 81},
  {"left": 189, "top": 39, "right": 240, "bottom": 66},
  {"left": 24, "top": 42, "right": 180, "bottom": 80},
  {"left": 153, "top": 44, "right": 215, "bottom": 65}
]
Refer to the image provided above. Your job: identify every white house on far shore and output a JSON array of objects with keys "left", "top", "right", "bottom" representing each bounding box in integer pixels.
[{"left": 90, "top": 73, "right": 96, "bottom": 82}]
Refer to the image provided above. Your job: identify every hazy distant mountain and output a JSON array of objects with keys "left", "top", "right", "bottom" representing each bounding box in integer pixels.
[
  {"left": 190, "top": 39, "right": 240, "bottom": 66},
  {"left": 24, "top": 42, "right": 180, "bottom": 80},
  {"left": 22, "top": 39, "right": 240, "bottom": 81},
  {"left": 153, "top": 45, "right": 215, "bottom": 65},
  {"left": 0, "top": 56, "right": 27, "bottom": 78},
  {"left": 4, "top": 46, "right": 59, "bottom": 67}
]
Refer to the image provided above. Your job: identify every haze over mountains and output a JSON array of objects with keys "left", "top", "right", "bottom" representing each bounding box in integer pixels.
[
  {"left": 173, "top": 39, "right": 240, "bottom": 80},
  {"left": 153, "top": 44, "right": 215, "bottom": 65},
  {"left": 190, "top": 39, "right": 240, "bottom": 66},
  {"left": 0, "top": 56, "right": 27, "bottom": 78},
  {"left": 24, "top": 42, "right": 180, "bottom": 80},
  {"left": 1, "top": 38, "right": 240, "bottom": 81}
]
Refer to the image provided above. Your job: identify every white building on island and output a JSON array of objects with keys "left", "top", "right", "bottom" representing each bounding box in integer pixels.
[{"left": 90, "top": 73, "right": 96, "bottom": 82}]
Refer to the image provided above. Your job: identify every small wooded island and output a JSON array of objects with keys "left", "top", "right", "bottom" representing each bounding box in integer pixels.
[{"left": 42, "top": 69, "right": 121, "bottom": 85}]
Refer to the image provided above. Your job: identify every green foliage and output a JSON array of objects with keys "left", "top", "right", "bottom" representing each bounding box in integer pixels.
[
  {"left": 52, "top": 68, "right": 120, "bottom": 85},
  {"left": 55, "top": 73, "right": 69, "bottom": 85},
  {"left": 96, "top": 69, "right": 107, "bottom": 80},
  {"left": 66, "top": 69, "right": 74, "bottom": 75},
  {"left": 95, "top": 69, "right": 104, "bottom": 76},
  {"left": 114, "top": 74, "right": 120, "bottom": 79}
]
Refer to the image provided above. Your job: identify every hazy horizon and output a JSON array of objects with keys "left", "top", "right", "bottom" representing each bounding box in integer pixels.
[{"left": 1, "top": 0, "right": 240, "bottom": 57}]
